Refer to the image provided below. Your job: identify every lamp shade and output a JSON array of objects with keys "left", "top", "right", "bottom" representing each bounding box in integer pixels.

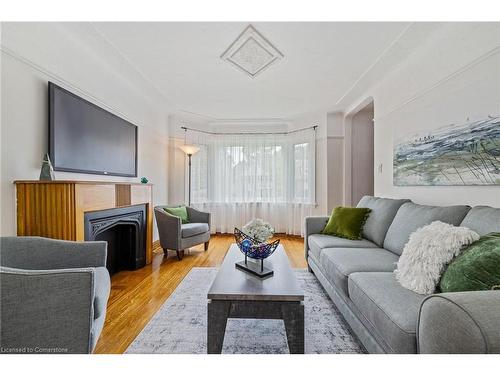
[{"left": 179, "top": 144, "right": 200, "bottom": 155}]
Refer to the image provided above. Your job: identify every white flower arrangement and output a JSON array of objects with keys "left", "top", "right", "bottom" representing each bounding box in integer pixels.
[{"left": 242, "top": 219, "right": 275, "bottom": 243}]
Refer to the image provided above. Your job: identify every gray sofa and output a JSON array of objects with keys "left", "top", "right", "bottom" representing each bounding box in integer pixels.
[
  {"left": 155, "top": 205, "right": 211, "bottom": 260},
  {"left": 305, "top": 196, "right": 500, "bottom": 354},
  {"left": 0, "top": 236, "right": 111, "bottom": 353}
]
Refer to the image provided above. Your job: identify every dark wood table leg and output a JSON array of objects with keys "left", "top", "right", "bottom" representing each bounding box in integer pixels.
[
  {"left": 282, "top": 302, "right": 305, "bottom": 354},
  {"left": 207, "top": 300, "right": 230, "bottom": 354}
]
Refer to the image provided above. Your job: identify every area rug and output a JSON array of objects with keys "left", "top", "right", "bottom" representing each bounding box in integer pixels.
[{"left": 126, "top": 267, "right": 366, "bottom": 354}]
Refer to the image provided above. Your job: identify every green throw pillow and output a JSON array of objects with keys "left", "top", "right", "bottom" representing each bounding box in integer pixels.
[
  {"left": 439, "top": 232, "right": 500, "bottom": 292},
  {"left": 322, "top": 206, "right": 371, "bottom": 240},
  {"left": 164, "top": 206, "right": 190, "bottom": 224}
]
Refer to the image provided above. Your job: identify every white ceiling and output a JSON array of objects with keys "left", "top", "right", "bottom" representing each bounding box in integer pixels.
[{"left": 91, "top": 22, "right": 415, "bottom": 119}]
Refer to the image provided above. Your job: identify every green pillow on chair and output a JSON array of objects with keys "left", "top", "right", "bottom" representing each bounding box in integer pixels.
[
  {"left": 164, "top": 206, "right": 190, "bottom": 224},
  {"left": 322, "top": 206, "right": 371, "bottom": 240},
  {"left": 439, "top": 232, "right": 500, "bottom": 292}
]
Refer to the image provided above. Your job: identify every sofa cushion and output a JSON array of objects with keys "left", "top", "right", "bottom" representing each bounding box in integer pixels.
[
  {"left": 439, "top": 232, "right": 500, "bottom": 293},
  {"left": 164, "top": 206, "right": 189, "bottom": 224},
  {"left": 348, "top": 272, "right": 426, "bottom": 353},
  {"left": 181, "top": 223, "right": 209, "bottom": 238},
  {"left": 93, "top": 267, "right": 110, "bottom": 319},
  {"left": 383, "top": 202, "right": 470, "bottom": 255},
  {"left": 460, "top": 206, "right": 500, "bottom": 235},
  {"left": 357, "top": 196, "right": 411, "bottom": 247},
  {"left": 322, "top": 206, "right": 372, "bottom": 240},
  {"left": 320, "top": 247, "right": 399, "bottom": 296},
  {"left": 308, "top": 234, "right": 378, "bottom": 260},
  {"left": 395, "top": 221, "right": 480, "bottom": 295}
]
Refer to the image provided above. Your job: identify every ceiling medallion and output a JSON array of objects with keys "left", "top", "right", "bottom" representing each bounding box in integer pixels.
[{"left": 221, "top": 25, "right": 284, "bottom": 78}]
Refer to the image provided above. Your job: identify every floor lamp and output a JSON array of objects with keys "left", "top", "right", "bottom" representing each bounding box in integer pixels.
[{"left": 179, "top": 144, "right": 200, "bottom": 206}]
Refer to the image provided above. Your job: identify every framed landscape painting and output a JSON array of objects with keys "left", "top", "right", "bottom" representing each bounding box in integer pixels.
[{"left": 393, "top": 115, "right": 500, "bottom": 186}]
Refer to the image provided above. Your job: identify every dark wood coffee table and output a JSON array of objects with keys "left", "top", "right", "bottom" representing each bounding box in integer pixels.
[{"left": 207, "top": 244, "right": 305, "bottom": 354}]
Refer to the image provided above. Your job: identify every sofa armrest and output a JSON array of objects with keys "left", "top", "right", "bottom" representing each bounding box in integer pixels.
[
  {"left": 417, "top": 290, "right": 500, "bottom": 353},
  {"left": 187, "top": 206, "right": 211, "bottom": 227},
  {"left": 154, "top": 207, "right": 182, "bottom": 250},
  {"left": 0, "top": 237, "right": 107, "bottom": 270},
  {"left": 304, "top": 216, "right": 329, "bottom": 258},
  {"left": 0, "top": 266, "right": 96, "bottom": 353}
]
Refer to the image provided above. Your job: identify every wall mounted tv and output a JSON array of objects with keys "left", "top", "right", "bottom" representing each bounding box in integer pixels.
[{"left": 49, "top": 82, "right": 138, "bottom": 177}]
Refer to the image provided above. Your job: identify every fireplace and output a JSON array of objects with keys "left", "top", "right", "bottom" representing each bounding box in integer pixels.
[{"left": 84, "top": 204, "right": 147, "bottom": 275}]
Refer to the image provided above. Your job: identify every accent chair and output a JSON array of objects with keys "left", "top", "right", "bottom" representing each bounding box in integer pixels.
[
  {"left": 154, "top": 205, "right": 211, "bottom": 260},
  {"left": 0, "top": 236, "right": 111, "bottom": 353}
]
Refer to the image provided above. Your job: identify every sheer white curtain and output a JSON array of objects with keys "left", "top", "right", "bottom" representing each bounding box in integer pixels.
[{"left": 190, "top": 129, "right": 316, "bottom": 236}]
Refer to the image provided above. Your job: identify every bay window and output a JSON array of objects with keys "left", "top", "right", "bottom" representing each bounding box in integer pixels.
[{"left": 189, "top": 129, "right": 315, "bottom": 235}]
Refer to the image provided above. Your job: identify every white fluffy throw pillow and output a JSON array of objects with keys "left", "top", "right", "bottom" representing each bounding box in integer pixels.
[{"left": 394, "top": 221, "right": 479, "bottom": 294}]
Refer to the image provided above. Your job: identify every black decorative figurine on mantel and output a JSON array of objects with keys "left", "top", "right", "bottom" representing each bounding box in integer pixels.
[{"left": 39, "top": 153, "right": 55, "bottom": 181}]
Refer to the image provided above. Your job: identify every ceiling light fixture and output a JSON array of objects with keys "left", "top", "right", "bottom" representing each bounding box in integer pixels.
[{"left": 221, "top": 25, "right": 284, "bottom": 78}]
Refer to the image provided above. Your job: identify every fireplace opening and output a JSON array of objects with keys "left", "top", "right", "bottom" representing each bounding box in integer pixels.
[
  {"left": 94, "top": 223, "right": 137, "bottom": 275},
  {"left": 84, "top": 205, "right": 146, "bottom": 275}
]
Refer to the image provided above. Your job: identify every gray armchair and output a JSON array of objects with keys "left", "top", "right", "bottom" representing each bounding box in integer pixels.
[
  {"left": 154, "top": 205, "right": 211, "bottom": 260},
  {"left": 0, "top": 236, "right": 111, "bottom": 354}
]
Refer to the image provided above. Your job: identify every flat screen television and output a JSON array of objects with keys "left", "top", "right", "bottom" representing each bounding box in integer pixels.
[{"left": 49, "top": 82, "right": 138, "bottom": 177}]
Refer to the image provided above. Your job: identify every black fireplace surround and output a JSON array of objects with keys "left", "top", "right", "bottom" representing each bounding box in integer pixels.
[{"left": 84, "top": 204, "right": 146, "bottom": 275}]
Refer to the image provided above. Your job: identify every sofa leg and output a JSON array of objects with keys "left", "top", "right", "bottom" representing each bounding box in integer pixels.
[
  {"left": 162, "top": 248, "right": 169, "bottom": 258},
  {"left": 204, "top": 241, "right": 209, "bottom": 251},
  {"left": 176, "top": 250, "right": 184, "bottom": 261}
]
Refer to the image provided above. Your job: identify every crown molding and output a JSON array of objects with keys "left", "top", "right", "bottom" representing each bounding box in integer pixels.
[
  {"left": 335, "top": 22, "right": 414, "bottom": 107},
  {"left": 89, "top": 22, "right": 172, "bottom": 108},
  {"left": 375, "top": 45, "right": 500, "bottom": 121},
  {"left": 0, "top": 46, "right": 155, "bottom": 130}
]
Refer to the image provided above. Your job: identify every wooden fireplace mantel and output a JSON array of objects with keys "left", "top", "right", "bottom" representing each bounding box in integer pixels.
[{"left": 14, "top": 180, "right": 154, "bottom": 264}]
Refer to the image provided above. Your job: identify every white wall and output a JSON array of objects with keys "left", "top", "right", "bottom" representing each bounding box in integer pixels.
[
  {"left": 351, "top": 106, "right": 374, "bottom": 206},
  {"left": 0, "top": 23, "right": 170, "bottom": 238},
  {"left": 326, "top": 112, "right": 345, "bottom": 211},
  {"left": 344, "top": 23, "right": 500, "bottom": 208}
]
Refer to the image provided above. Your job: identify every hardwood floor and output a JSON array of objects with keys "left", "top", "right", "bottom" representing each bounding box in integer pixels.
[{"left": 93, "top": 234, "right": 306, "bottom": 354}]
